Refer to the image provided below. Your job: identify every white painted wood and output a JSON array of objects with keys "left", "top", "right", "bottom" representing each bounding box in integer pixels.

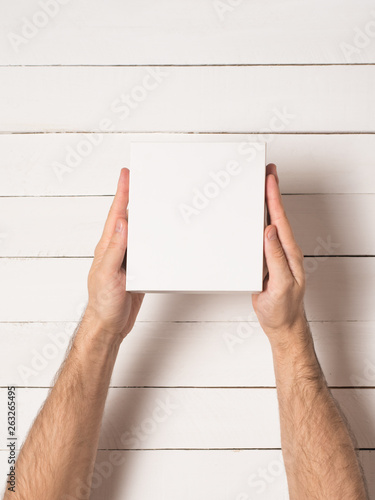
[
  {"left": 0, "top": 194, "right": 373, "bottom": 257},
  {"left": 1, "top": 449, "right": 374, "bottom": 500},
  {"left": 0, "top": 0, "right": 373, "bottom": 65},
  {"left": 0, "top": 197, "right": 111, "bottom": 257},
  {"left": 359, "top": 450, "right": 375, "bottom": 499},
  {"left": 1, "top": 67, "right": 375, "bottom": 133},
  {"left": 0, "top": 2, "right": 374, "bottom": 499},
  {"left": 0, "top": 258, "right": 91, "bottom": 323},
  {"left": 1, "top": 388, "right": 375, "bottom": 449},
  {"left": 72, "top": 449, "right": 375, "bottom": 500},
  {"left": 2, "top": 321, "right": 375, "bottom": 388},
  {"left": 303, "top": 257, "right": 375, "bottom": 321},
  {"left": 0, "top": 257, "right": 374, "bottom": 322},
  {"left": 1, "top": 133, "right": 374, "bottom": 196},
  {"left": 285, "top": 195, "right": 375, "bottom": 256}
]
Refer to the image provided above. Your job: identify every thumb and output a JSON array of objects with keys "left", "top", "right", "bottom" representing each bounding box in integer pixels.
[
  {"left": 264, "top": 225, "right": 292, "bottom": 284},
  {"left": 101, "top": 218, "right": 128, "bottom": 274}
]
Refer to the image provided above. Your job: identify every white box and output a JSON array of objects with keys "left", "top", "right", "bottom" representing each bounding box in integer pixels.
[{"left": 126, "top": 141, "right": 266, "bottom": 293}]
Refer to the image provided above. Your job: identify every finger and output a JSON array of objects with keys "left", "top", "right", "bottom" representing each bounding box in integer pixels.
[
  {"left": 265, "top": 174, "right": 305, "bottom": 282},
  {"left": 100, "top": 218, "right": 128, "bottom": 274},
  {"left": 266, "top": 173, "right": 298, "bottom": 254},
  {"left": 266, "top": 163, "right": 279, "bottom": 184},
  {"left": 264, "top": 225, "right": 293, "bottom": 285},
  {"left": 265, "top": 164, "right": 278, "bottom": 226},
  {"left": 95, "top": 168, "right": 129, "bottom": 257}
]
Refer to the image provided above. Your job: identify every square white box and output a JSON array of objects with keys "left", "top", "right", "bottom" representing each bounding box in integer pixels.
[{"left": 126, "top": 141, "right": 266, "bottom": 293}]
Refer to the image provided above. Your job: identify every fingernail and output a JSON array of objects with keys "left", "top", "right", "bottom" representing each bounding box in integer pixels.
[
  {"left": 268, "top": 226, "right": 277, "bottom": 240},
  {"left": 115, "top": 220, "right": 123, "bottom": 233}
]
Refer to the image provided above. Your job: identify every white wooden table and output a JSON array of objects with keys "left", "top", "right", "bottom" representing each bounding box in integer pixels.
[{"left": 1, "top": 1, "right": 375, "bottom": 498}]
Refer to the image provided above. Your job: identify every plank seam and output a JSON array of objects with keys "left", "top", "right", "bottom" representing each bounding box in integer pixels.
[
  {"left": 1, "top": 63, "right": 375, "bottom": 68},
  {"left": 0, "top": 256, "right": 372, "bottom": 259},
  {"left": 2, "top": 131, "right": 375, "bottom": 135},
  {"left": 1, "top": 386, "right": 374, "bottom": 390},
  {"left": 0, "top": 447, "right": 372, "bottom": 451}
]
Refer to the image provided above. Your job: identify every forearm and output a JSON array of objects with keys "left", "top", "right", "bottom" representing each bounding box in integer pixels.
[
  {"left": 271, "top": 319, "right": 367, "bottom": 499},
  {"left": 4, "top": 313, "right": 120, "bottom": 500}
]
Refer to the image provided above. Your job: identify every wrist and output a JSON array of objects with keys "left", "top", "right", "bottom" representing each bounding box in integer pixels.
[
  {"left": 270, "top": 321, "right": 325, "bottom": 389},
  {"left": 56, "top": 313, "right": 120, "bottom": 401},
  {"left": 267, "top": 313, "right": 311, "bottom": 355},
  {"left": 75, "top": 311, "right": 122, "bottom": 358}
]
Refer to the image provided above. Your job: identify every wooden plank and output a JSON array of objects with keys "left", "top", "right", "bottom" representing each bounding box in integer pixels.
[
  {"left": 0, "top": 257, "right": 374, "bottom": 322},
  {"left": 1, "top": 0, "right": 374, "bottom": 65},
  {"left": 1, "top": 66, "right": 375, "bottom": 133},
  {"left": 285, "top": 195, "right": 375, "bottom": 256},
  {"left": 1, "top": 133, "right": 374, "bottom": 196},
  {"left": 0, "top": 197, "right": 111, "bottom": 257},
  {"left": 0, "top": 194, "right": 373, "bottom": 257},
  {"left": 2, "top": 321, "right": 375, "bottom": 388},
  {"left": 1, "top": 388, "right": 375, "bottom": 449},
  {"left": 0, "top": 449, "right": 374, "bottom": 500}
]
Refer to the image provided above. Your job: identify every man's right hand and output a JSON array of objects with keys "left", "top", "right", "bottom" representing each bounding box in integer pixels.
[{"left": 252, "top": 164, "right": 309, "bottom": 350}]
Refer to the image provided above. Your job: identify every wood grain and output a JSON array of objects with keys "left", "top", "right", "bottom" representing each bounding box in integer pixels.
[
  {"left": 1, "top": 448, "right": 374, "bottom": 499},
  {"left": 0, "top": 257, "right": 373, "bottom": 322},
  {"left": 0, "top": 0, "right": 373, "bottom": 65},
  {"left": 2, "top": 321, "right": 375, "bottom": 388},
  {"left": 0, "top": 194, "right": 373, "bottom": 257},
  {"left": 1, "top": 66, "right": 375, "bottom": 132},
  {"left": 1, "top": 133, "right": 374, "bottom": 196},
  {"left": 1, "top": 388, "right": 375, "bottom": 449},
  {"left": 1, "top": 4, "right": 374, "bottom": 498}
]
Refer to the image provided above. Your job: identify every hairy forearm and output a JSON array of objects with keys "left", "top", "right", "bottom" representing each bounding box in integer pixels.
[
  {"left": 272, "top": 320, "right": 368, "bottom": 500},
  {"left": 4, "top": 314, "right": 120, "bottom": 500}
]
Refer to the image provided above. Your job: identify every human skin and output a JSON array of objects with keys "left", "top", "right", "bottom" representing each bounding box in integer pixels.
[
  {"left": 3, "top": 169, "right": 144, "bottom": 500},
  {"left": 2, "top": 165, "right": 367, "bottom": 500},
  {"left": 252, "top": 163, "right": 368, "bottom": 499}
]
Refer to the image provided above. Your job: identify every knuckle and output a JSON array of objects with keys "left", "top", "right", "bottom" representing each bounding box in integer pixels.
[
  {"left": 298, "top": 274, "right": 306, "bottom": 291},
  {"left": 96, "top": 268, "right": 108, "bottom": 283},
  {"left": 295, "top": 246, "right": 304, "bottom": 262},
  {"left": 273, "top": 244, "right": 285, "bottom": 260},
  {"left": 107, "top": 239, "right": 118, "bottom": 251},
  {"left": 94, "top": 241, "right": 103, "bottom": 257},
  {"left": 289, "top": 246, "right": 304, "bottom": 269},
  {"left": 272, "top": 207, "right": 287, "bottom": 224},
  {"left": 88, "top": 263, "right": 97, "bottom": 281},
  {"left": 283, "top": 277, "right": 295, "bottom": 293},
  {"left": 272, "top": 277, "right": 294, "bottom": 299},
  {"left": 89, "top": 267, "right": 108, "bottom": 287},
  {"left": 118, "top": 217, "right": 127, "bottom": 227}
]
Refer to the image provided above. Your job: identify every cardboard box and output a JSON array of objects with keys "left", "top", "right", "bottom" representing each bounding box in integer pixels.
[{"left": 126, "top": 141, "right": 266, "bottom": 293}]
